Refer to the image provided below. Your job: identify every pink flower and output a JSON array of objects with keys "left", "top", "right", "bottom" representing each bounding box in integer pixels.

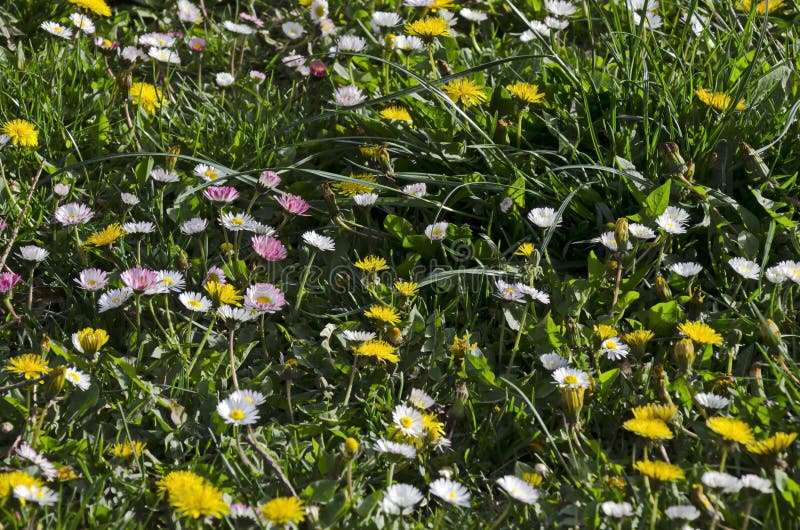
[
  {"left": 245, "top": 283, "right": 286, "bottom": 313},
  {"left": 0, "top": 219, "right": 7, "bottom": 232},
  {"left": 188, "top": 36, "right": 206, "bottom": 52},
  {"left": 54, "top": 202, "right": 94, "bottom": 226},
  {"left": 75, "top": 268, "right": 109, "bottom": 291},
  {"left": 258, "top": 171, "right": 281, "bottom": 190},
  {"left": 204, "top": 266, "right": 227, "bottom": 285},
  {"left": 0, "top": 272, "right": 21, "bottom": 293},
  {"left": 239, "top": 12, "right": 264, "bottom": 28},
  {"left": 203, "top": 186, "right": 239, "bottom": 203},
  {"left": 251, "top": 235, "right": 287, "bottom": 261},
  {"left": 309, "top": 60, "right": 327, "bottom": 77},
  {"left": 120, "top": 267, "right": 160, "bottom": 292},
  {"left": 276, "top": 193, "right": 310, "bottom": 215}
]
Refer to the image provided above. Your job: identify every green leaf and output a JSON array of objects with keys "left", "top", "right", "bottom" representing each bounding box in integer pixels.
[
  {"left": 384, "top": 214, "right": 414, "bottom": 239},
  {"left": 647, "top": 301, "right": 682, "bottom": 336},
  {"left": 598, "top": 368, "right": 619, "bottom": 397},
  {"left": 643, "top": 179, "right": 671, "bottom": 218},
  {"left": 466, "top": 353, "right": 497, "bottom": 386},
  {"left": 588, "top": 251, "right": 604, "bottom": 288}
]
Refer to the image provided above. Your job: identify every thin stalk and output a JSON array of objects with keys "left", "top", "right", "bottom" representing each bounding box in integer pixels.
[
  {"left": 343, "top": 353, "right": 359, "bottom": 407},
  {"left": 228, "top": 326, "right": 239, "bottom": 391},
  {"left": 506, "top": 302, "right": 529, "bottom": 373},
  {"left": 285, "top": 379, "right": 294, "bottom": 423},
  {"left": 26, "top": 268, "right": 35, "bottom": 312},
  {"left": 186, "top": 315, "right": 217, "bottom": 377},
  {"left": 294, "top": 251, "right": 317, "bottom": 315}
]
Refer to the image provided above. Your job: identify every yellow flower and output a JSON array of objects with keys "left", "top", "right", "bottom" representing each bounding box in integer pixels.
[
  {"left": 68, "top": 0, "right": 112, "bottom": 16},
  {"left": 354, "top": 255, "right": 389, "bottom": 273},
  {"left": 356, "top": 339, "right": 399, "bottom": 363},
  {"left": 204, "top": 281, "right": 242, "bottom": 306},
  {"left": 523, "top": 472, "right": 543, "bottom": 486},
  {"left": 623, "top": 329, "right": 655, "bottom": 354},
  {"left": 344, "top": 437, "right": 359, "bottom": 454},
  {"left": 633, "top": 460, "right": 684, "bottom": 482},
  {"left": 515, "top": 243, "right": 535, "bottom": 257},
  {"left": 422, "top": 412, "right": 445, "bottom": 442},
  {"left": 405, "top": 17, "right": 451, "bottom": 38},
  {"left": 442, "top": 79, "right": 488, "bottom": 107},
  {"left": 333, "top": 173, "right": 376, "bottom": 197},
  {"left": 632, "top": 403, "right": 677, "bottom": 422},
  {"left": 360, "top": 144, "right": 390, "bottom": 163},
  {"left": 507, "top": 82, "right": 545, "bottom": 105},
  {"left": 623, "top": 418, "right": 673, "bottom": 440},
  {"left": 1, "top": 119, "right": 39, "bottom": 147},
  {"left": 380, "top": 105, "right": 413, "bottom": 123},
  {"left": 111, "top": 440, "right": 146, "bottom": 459},
  {"left": 57, "top": 466, "right": 78, "bottom": 481},
  {"left": 0, "top": 472, "right": 43, "bottom": 499},
  {"left": 158, "top": 471, "right": 229, "bottom": 519},
  {"left": 129, "top": 82, "right": 164, "bottom": 115},
  {"left": 426, "top": 0, "right": 455, "bottom": 10},
  {"left": 746, "top": 432, "right": 797, "bottom": 455},
  {"left": 261, "top": 497, "right": 306, "bottom": 526},
  {"left": 695, "top": 87, "right": 746, "bottom": 112},
  {"left": 678, "top": 321, "right": 723, "bottom": 345},
  {"left": 593, "top": 324, "right": 617, "bottom": 341},
  {"left": 5, "top": 354, "right": 51, "bottom": 380},
  {"left": 85, "top": 223, "right": 126, "bottom": 247},
  {"left": 706, "top": 416, "right": 755, "bottom": 444},
  {"left": 76, "top": 328, "right": 110, "bottom": 355},
  {"left": 738, "top": 0, "right": 784, "bottom": 14},
  {"left": 448, "top": 334, "right": 476, "bottom": 357},
  {"left": 364, "top": 304, "right": 401, "bottom": 325},
  {"left": 394, "top": 281, "right": 419, "bottom": 297}
]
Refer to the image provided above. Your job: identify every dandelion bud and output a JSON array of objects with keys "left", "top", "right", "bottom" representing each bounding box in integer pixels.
[
  {"left": 167, "top": 146, "right": 180, "bottom": 170},
  {"left": 388, "top": 326, "right": 403, "bottom": 345},
  {"left": 760, "top": 318, "right": 782, "bottom": 347},
  {"left": 685, "top": 160, "right": 695, "bottom": 180},
  {"left": 739, "top": 142, "right": 771, "bottom": 182},
  {"left": 384, "top": 33, "right": 396, "bottom": 50},
  {"left": 614, "top": 218, "right": 629, "bottom": 254},
  {"left": 673, "top": 338, "right": 695, "bottom": 372},
  {"left": 178, "top": 250, "right": 190, "bottom": 271},
  {"left": 219, "top": 242, "right": 234, "bottom": 256},
  {"left": 40, "top": 334, "right": 51, "bottom": 353},
  {"left": 450, "top": 380, "right": 469, "bottom": 420},
  {"left": 344, "top": 437, "right": 359, "bottom": 455},
  {"left": 661, "top": 142, "right": 688, "bottom": 176},
  {"left": 75, "top": 328, "right": 109, "bottom": 355},
  {"left": 655, "top": 276, "right": 671, "bottom": 300},
  {"left": 654, "top": 365, "right": 673, "bottom": 405},
  {"left": 280, "top": 358, "right": 300, "bottom": 380},
  {"left": 534, "top": 463, "right": 550, "bottom": 478},
  {"left": 47, "top": 366, "right": 66, "bottom": 396},
  {"left": 560, "top": 386, "right": 586, "bottom": 423}
]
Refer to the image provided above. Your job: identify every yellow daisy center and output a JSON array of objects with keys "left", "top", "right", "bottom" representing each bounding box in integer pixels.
[{"left": 230, "top": 409, "right": 245, "bottom": 421}]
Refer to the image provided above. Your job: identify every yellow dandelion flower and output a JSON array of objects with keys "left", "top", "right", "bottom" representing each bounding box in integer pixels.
[
  {"left": 0, "top": 472, "right": 43, "bottom": 499},
  {"left": 623, "top": 418, "right": 673, "bottom": 440},
  {"left": 76, "top": 328, "right": 110, "bottom": 355},
  {"left": 380, "top": 105, "right": 413, "bottom": 123},
  {"left": 593, "top": 324, "right": 617, "bottom": 340},
  {"left": 427, "top": 0, "right": 455, "bottom": 10},
  {"left": 57, "top": 467, "right": 78, "bottom": 481},
  {"left": 360, "top": 144, "right": 389, "bottom": 163},
  {"left": 422, "top": 412, "right": 445, "bottom": 442},
  {"left": 632, "top": 403, "right": 678, "bottom": 422},
  {"left": 449, "top": 334, "right": 476, "bottom": 357},
  {"left": 260, "top": 497, "right": 305, "bottom": 526},
  {"left": 364, "top": 304, "right": 401, "bottom": 325},
  {"left": 333, "top": 173, "right": 377, "bottom": 197},
  {"left": 633, "top": 460, "right": 684, "bottom": 482},
  {"left": 623, "top": 329, "right": 655, "bottom": 354},
  {"left": 204, "top": 281, "right": 243, "bottom": 306},
  {"left": 515, "top": 243, "right": 535, "bottom": 257},
  {"left": 1, "top": 119, "right": 39, "bottom": 148},
  {"left": 356, "top": 339, "right": 399, "bottom": 363},
  {"left": 523, "top": 472, "right": 543, "bottom": 487},
  {"left": 746, "top": 432, "right": 797, "bottom": 455},
  {"left": 344, "top": 437, "right": 359, "bottom": 454},
  {"left": 129, "top": 82, "right": 164, "bottom": 115},
  {"left": 85, "top": 223, "right": 126, "bottom": 247},
  {"left": 5, "top": 354, "right": 51, "bottom": 380},
  {"left": 394, "top": 281, "right": 419, "bottom": 297},
  {"left": 678, "top": 321, "right": 723, "bottom": 345},
  {"left": 738, "top": 0, "right": 784, "bottom": 14},
  {"left": 158, "top": 471, "right": 228, "bottom": 519},
  {"left": 507, "top": 82, "right": 546, "bottom": 105},
  {"left": 68, "top": 0, "right": 111, "bottom": 16},
  {"left": 354, "top": 255, "right": 389, "bottom": 273},
  {"left": 706, "top": 416, "right": 755, "bottom": 444},
  {"left": 111, "top": 440, "right": 146, "bottom": 459},
  {"left": 695, "top": 87, "right": 746, "bottom": 112},
  {"left": 442, "top": 78, "right": 488, "bottom": 107},
  {"left": 405, "top": 17, "right": 450, "bottom": 39}
]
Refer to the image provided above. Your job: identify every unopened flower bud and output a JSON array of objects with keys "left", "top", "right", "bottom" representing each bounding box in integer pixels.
[
  {"left": 40, "top": 334, "right": 51, "bottom": 353},
  {"left": 662, "top": 142, "right": 688, "bottom": 176},
  {"left": 344, "top": 437, "right": 359, "bottom": 455},
  {"left": 560, "top": 386, "right": 586, "bottom": 423},
  {"left": 384, "top": 33, "right": 396, "bottom": 50},
  {"left": 760, "top": 318, "right": 781, "bottom": 347},
  {"left": 673, "top": 338, "right": 695, "bottom": 372},
  {"left": 655, "top": 276, "right": 671, "bottom": 300},
  {"left": 388, "top": 327, "right": 403, "bottom": 345},
  {"left": 167, "top": 146, "right": 180, "bottom": 170},
  {"left": 614, "top": 218, "right": 629, "bottom": 254},
  {"left": 47, "top": 366, "right": 66, "bottom": 396},
  {"left": 740, "top": 142, "right": 771, "bottom": 182}
]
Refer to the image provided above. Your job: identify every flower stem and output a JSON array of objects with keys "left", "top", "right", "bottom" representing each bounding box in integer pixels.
[
  {"left": 294, "top": 251, "right": 316, "bottom": 315},
  {"left": 228, "top": 326, "right": 239, "bottom": 391},
  {"left": 343, "top": 353, "right": 359, "bottom": 407},
  {"left": 488, "top": 503, "right": 511, "bottom": 530},
  {"left": 187, "top": 315, "right": 217, "bottom": 377},
  {"left": 506, "top": 302, "right": 529, "bottom": 373}
]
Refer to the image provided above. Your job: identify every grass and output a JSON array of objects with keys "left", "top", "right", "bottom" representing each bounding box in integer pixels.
[{"left": 1, "top": 0, "right": 800, "bottom": 527}]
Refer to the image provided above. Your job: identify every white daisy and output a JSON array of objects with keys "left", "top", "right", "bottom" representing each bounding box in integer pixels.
[
  {"left": 222, "top": 21, "right": 254, "bottom": 34},
  {"left": 693, "top": 392, "right": 730, "bottom": 409},
  {"left": 217, "top": 305, "right": 257, "bottom": 322},
  {"left": 139, "top": 32, "right": 176, "bottom": 47},
  {"left": 546, "top": 0, "right": 578, "bottom": 17},
  {"left": 392, "top": 405, "right": 424, "bottom": 437},
  {"left": 334, "top": 85, "right": 367, "bottom": 107},
  {"left": 527, "top": 207, "right": 559, "bottom": 228},
  {"left": 777, "top": 260, "right": 800, "bottom": 283},
  {"left": 353, "top": 192, "right": 378, "bottom": 206},
  {"left": 373, "top": 439, "right": 417, "bottom": 459},
  {"left": 342, "top": 330, "right": 376, "bottom": 342},
  {"left": 670, "top": 262, "right": 703, "bottom": 277},
  {"left": 230, "top": 389, "right": 267, "bottom": 406},
  {"left": 628, "top": 223, "right": 656, "bottom": 239},
  {"left": 41, "top": 21, "right": 73, "bottom": 39},
  {"left": 371, "top": 11, "right": 403, "bottom": 28},
  {"left": 409, "top": 388, "right": 435, "bottom": 410},
  {"left": 15, "top": 444, "right": 58, "bottom": 481},
  {"left": 518, "top": 285, "right": 550, "bottom": 304},
  {"left": 120, "top": 193, "right": 139, "bottom": 206},
  {"left": 180, "top": 217, "right": 208, "bottom": 235},
  {"left": 403, "top": 183, "right": 426, "bottom": 198},
  {"left": 552, "top": 367, "right": 591, "bottom": 388},
  {"left": 194, "top": 163, "right": 228, "bottom": 181},
  {"left": 765, "top": 264, "right": 787, "bottom": 283},
  {"left": 459, "top": 8, "right": 488, "bottom": 22},
  {"left": 98, "top": 288, "right": 133, "bottom": 313},
  {"left": 425, "top": 222, "right": 448, "bottom": 241},
  {"left": 381, "top": 484, "right": 423, "bottom": 515},
  {"left": 665, "top": 505, "right": 700, "bottom": 521},
  {"left": 598, "top": 231, "right": 633, "bottom": 252},
  {"left": 728, "top": 257, "right": 760, "bottom": 280},
  {"left": 601, "top": 336, "right": 629, "bottom": 360},
  {"left": 75, "top": 268, "right": 109, "bottom": 291},
  {"left": 177, "top": 0, "right": 203, "bottom": 23},
  {"left": 14, "top": 485, "right": 59, "bottom": 506},
  {"left": 216, "top": 72, "right": 235, "bottom": 87},
  {"left": 148, "top": 47, "right": 181, "bottom": 65},
  {"left": 217, "top": 396, "right": 260, "bottom": 425},
  {"left": 496, "top": 280, "right": 525, "bottom": 303},
  {"left": 150, "top": 167, "right": 180, "bottom": 183},
  {"left": 179, "top": 292, "right": 212, "bottom": 312},
  {"left": 282, "top": 21, "right": 306, "bottom": 39},
  {"left": 520, "top": 21, "right": 551, "bottom": 40},
  {"left": 122, "top": 221, "right": 155, "bottom": 234},
  {"left": 54, "top": 202, "right": 94, "bottom": 226},
  {"left": 540, "top": 353, "right": 569, "bottom": 370},
  {"left": 655, "top": 206, "right": 690, "bottom": 235},
  {"left": 394, "top": 35, "right": 425, "bottom": 52},
  {"left": 65, "top": 367, "right": 91, "bottom": 390},
  {"left": 701, "top": 471, "right": 742, "bottom": 494},
  {"left": 740, "top": 474, "right": 772, "bottom": 494},
  {"left": 18, "top": 245, "right": 49, "bottom": 262},
  {"left": 496, "top": 475, "right": 540, "bottom": 504},
  {"left": 601, "top": 501, "right": 634, "bottom": 518},
  {"left": 430, "top": 478, "right": 471, "bottom": 507},
  {"left": 337, "top": 35, "right": 367, "bottom": 53},
  {"left": 302, "top": 230, "right": 336, "bottom": 252},
  {"left": 309, "top": 0, "right": 329, "bottom": 22},
  {"left": 544, "top": 16, "right": 569, "bottom": 29},
  {"left": 220, "top": 211, "right": 256, "bottom": 231},
  {"left": 69, "top": 13, "right": 95, "bottom": 34},
  {"left": 153, "top": 270, "right": 185, "bottom": 293}
]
